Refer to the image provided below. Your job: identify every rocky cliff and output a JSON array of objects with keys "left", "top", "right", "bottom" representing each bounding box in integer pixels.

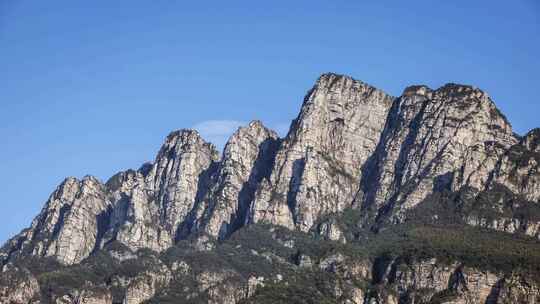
[{"left": 1, "top": 73, "right": 539, "bottom": 304}]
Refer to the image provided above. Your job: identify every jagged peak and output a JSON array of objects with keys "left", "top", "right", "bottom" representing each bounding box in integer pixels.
[
  {"left": 52, "top": 176, "right": 80, "bottom": 197},
  {"left": 402, "top": 83, "right": 485, "bottom": 97},
  {"left": 157, "top": 128, "right": 219, "bottom": 160},
  {"left": 56, "top": 175, "right": 102, "bottom": 190},
  {"left": 239, "top": 120, "right": 278, "bottom": 137},
  {"left": 106, "top": 131, "right": 220, "bottom": 192},
  {"left": 401, "top": 82, "right": 512, "bottom": 130},
  {"left": 60, "top": 176, "right": 80, "bottom": 187},
  {"left": 81, "top": 175, "right": 102, "bottom": 185},
  {"left": 434, "top": 83, "right": 493, "bottom": 104},
  {"left": 246, "top": 119, "right": 265, "bottom": 129},
  {"left": 165, "top": 128, "right": 203, "bottom": 143},
  {"left": 293, "top": 73, "right": 394, "bottom": 132},
  {"left": 438, "top": 82, "right": 478, "bottom": 92},
  {"left": 222, "top": 120, "right": 279, "bottom": 156},
  {"left": 313, "top": 72, "right": 391, "bottom": 98},
  {"left": 105, "top": 169, "right": 141, "bottom": 192},
  {"left": 44, "top": 175, "right": 105, "bottom": 212},
  {"left": 316, "top": 72, "right": 368, "bottom": 86},
  {"left": 78, "top": 175, "right": 106, "bottom": 195},
  {"left": 402, "top": 85, "right": 433, "bottom": 97}
]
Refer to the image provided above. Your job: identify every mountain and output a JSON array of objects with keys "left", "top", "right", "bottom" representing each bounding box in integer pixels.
[{"left": 1, "top": 73, "right": 539, "bottom": 304}]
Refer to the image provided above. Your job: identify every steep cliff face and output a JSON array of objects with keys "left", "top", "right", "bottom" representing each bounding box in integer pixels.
[
  {"left": 0, "top": 176, "right": 111, "bottom": 266},
  {"left": 493, "top": 129, "right": 540, "bottom": 202},
  {"left": 1, "top": 73, "right": 539, "bottom": 304},
  {"left": 359, "top": 84, "right": 517, "bottom": 225},
  {"left": 104, "top": 130, "right": 220, "bottom": 252},
  {"left": 460, "top": 129, "right": 540, "bottom": 240},
  {"left": 249, "top": 73, "right": 394, "bottom": 231},
  {"left": 193, "top": 121, "right": 280, "bottom": 239}
]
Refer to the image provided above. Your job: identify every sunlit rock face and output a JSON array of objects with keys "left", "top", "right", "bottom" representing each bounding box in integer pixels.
[
  {"left": 359, "top": 84, "right": 518, "bottom": 224},
  {"left": 249, "top": 73, "right": 394, "bottom": 231},
  {"left": 104, "top": 129, "right": 220, "bottom": 252},
  {"left": 2, "top": 73, "right": 538, "bottom": 265},
  {"left": 1, "top": 72, "right": 539, "bottom": 304},
  {"left": 0, "top": 176, "right": 112, "bottom": 265},
  {"left": 193, "top": 120, "right": 280, "bottom": 239},
  {"left": 493, "top": 129, "right": 540, "bottom": 202}
]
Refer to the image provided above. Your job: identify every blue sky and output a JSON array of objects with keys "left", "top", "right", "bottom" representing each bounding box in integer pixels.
[{"left": 0, "top": 0, "right": 539, "bottom": 243}]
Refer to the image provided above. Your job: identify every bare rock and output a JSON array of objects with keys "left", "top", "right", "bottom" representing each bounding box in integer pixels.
[{"left": 250, "top": 73, "right": 394, "bottom": 231}]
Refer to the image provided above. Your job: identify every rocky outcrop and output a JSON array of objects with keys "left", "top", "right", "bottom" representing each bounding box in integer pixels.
[
  {"left": 465, "top": 214, "right": 540, "bottom": 239},
  {"left": 122, "top": 262, "right": 171, "bottom": 304},
  {"left": 360, "top": 84, "right": 517, "bottom": 225},
  {"left": 53, "top": 288, "right": 113, "bottom": 304},
  {"left": 0, "top": 130, "right": 220, "bottom": 267},
  {"left": 105, "top": 130, "right": 220, "bottom": 252},
  {"left": 366, "top": 258, "right": 539, "bottom": 304},
  {"left": 1, "top": 72, "right": 539, "bottom": 303},
  {"left": 1, "top": 176, "right": 111, "bottom": 265},
  {"left": 193, "top": 121, "right": 280, "bottom": 239},
  {"left": 314, "top": 217, "right": 347, "bottom": 243},
  {"left": 455, "top": 129, "right": 540, "bottom": 239},
  {"left": 249, "top": 73, "right": 394, "bottom": 231},
  {"left": 0, "top": 266, "right": 40, "bottom": 304},
  {"left": 492, "top": 129, "right": 540, "bottom": 202},
  {"left": 4, "top": 73, "right": 536, "bottom": 267}
]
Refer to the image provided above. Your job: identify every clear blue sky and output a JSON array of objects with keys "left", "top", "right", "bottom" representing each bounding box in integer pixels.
[{"left": 1, "top": 0, "right": 539, "bottom": 243}]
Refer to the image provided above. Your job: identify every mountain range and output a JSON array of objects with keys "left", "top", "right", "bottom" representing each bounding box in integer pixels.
[{"left": 1, "top": 73, "right": 539, "bottom": 304}]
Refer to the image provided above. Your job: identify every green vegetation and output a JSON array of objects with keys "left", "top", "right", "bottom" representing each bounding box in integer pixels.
[{"left": 362, "top": 224, "right": 540, "bottom": 278}]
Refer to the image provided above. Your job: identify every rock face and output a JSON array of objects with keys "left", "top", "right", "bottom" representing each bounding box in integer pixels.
[
  {"left": 493, "top": 129, "right": 540, "bottom": 202},
  {"left": 249, "top": 73, "right": 394, "bottom": 231},
  {"left": 1, "top": 72, "right": 539, "bottom": 304},
  {"left": 359, "top": 84, "right": 518, "bottom": 225},
  {"left": 54, "top": 289, "right": 113, "bottom": 304},
  {"left": 366, "top": 258, "right": 540, "bottom": 304},
  {"left": 123, "top": 261, "right": 171, "bottom": 304},
  {"left": 193, "top": 121, "right": 280, "bottom": 239},
  {"left": 0, "top": 266, "right": 40, "bottom": 304},
  {"left": 1, "top": 176, "right": 111, "bottom": 265},
  {"left": 104, "top": 130, "right": 220, "bottom": 252}
]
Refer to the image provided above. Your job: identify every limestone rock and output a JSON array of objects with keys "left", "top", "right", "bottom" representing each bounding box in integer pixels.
[
  {"left": 195, "top": 270, "right": 246, "bottom": 304},
  {"left": 105, "top": 130, "right": 220, "bottom": 252},
  {"left": 361, "top": 83, "right": 517, "bottom": 224},
  {"left": 1, "top": 176, "right": 111, "bottom": 265},
  {"left": 0, "top": 266, "right": 40, "bottom": 304},
  {"left": 314, "top": 217, "right": 347, "bottom": 243},
  {"left": 492, "top": 129, "right": 540, "bottom": 202},
  {"left": 1, "top": 72, "right": 539, "bottom": 304},
  {"left": 122, "top": 261, "right": 171, "bottom": 304},
  {"left": 194, "top": 121, "right": 280, "bottom": 239},
  {"left": 250, "top": 73, "right": 394, "bottom": 231},
  {"left": 55, "top": 289, "right": 113, "bottom": 304}
]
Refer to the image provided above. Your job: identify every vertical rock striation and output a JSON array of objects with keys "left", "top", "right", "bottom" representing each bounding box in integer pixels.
[
  {"left": 1, "top": 176, "right": 111, "bottom": 265},
  {"left": 105, "top": 130, "right": 220, "bottom": 252},
  {"left": 193, "top": 121, "right": 280, "bottom": 239},
  {"left": 360, "top": 84, "right": 518, "bottom": 225},
  {"left": 249, "top": 73, "right": 394, "bottom": 231},
  {"left": 493, "top": 129, "right": 540, "bottom": 202}
]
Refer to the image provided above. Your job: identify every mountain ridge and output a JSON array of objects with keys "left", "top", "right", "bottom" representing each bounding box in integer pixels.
[{"left": 1, "top": 72, "right": 539, "bottom": 304}]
